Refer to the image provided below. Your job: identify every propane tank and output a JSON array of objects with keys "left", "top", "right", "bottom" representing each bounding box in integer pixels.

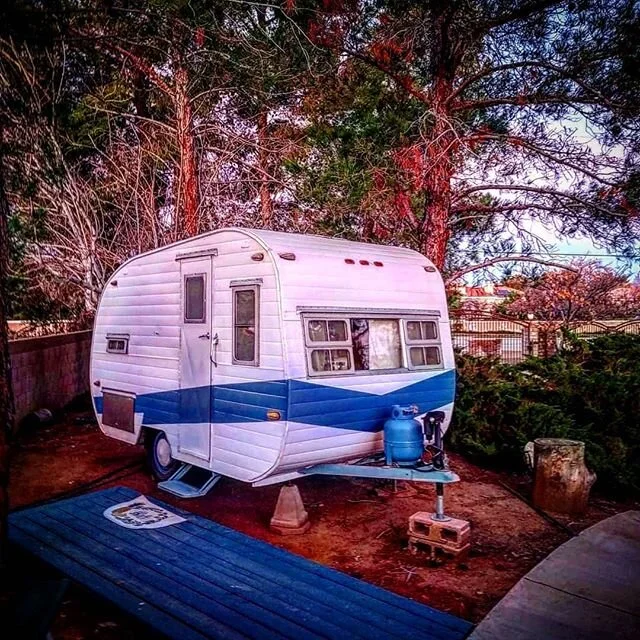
[{"left": 383, "top": 405, "right": 424, "bottom": 467}]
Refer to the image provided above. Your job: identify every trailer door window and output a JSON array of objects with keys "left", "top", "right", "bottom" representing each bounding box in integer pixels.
[
  {"left": 184, "top": 274, "right": 206, "bottom": 323},
  {"left": 232, "top": 285, "right": 259, "bottom": 365}
]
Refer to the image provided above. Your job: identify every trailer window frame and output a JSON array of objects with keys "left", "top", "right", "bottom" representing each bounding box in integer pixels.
[
  {"left": 303, "top": 312, "right": 443, "bottom": 377},
  {"left": 231, "top": 283, "right": 260, "bottom": 366},
  {"left": 106, "top": 333, "right": 129, "bottom": 354},
  {"left": 403, "top": 317, "right": 443, "bottom": 370}
]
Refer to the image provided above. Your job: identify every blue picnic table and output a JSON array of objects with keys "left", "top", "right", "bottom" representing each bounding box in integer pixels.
[{"left": 9, "top": 486, "right": 472, "bottom": 640}]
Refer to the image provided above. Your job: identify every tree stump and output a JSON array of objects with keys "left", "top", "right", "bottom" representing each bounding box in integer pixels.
[{"left": 532, "top": 438, "right": 596, "bottom": 515}]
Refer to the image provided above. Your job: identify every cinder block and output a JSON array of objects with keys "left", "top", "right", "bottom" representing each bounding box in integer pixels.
[{"left": 408, "top": 512, "right": 471, "bottom": 560}]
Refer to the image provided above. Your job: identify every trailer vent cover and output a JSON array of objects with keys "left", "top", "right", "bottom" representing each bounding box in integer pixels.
[{"left": 102, "top": 392, "right": 135, "bottom": 433}]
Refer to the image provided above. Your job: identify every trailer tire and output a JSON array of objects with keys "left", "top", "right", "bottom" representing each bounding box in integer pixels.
[{"left": 146, "top": 430, "right": 179, "bottom": 481}]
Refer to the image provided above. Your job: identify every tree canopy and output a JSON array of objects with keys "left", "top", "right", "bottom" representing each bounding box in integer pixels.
[
  {"left": 504, "top": 261, "right": 640, "bottom": 322},
  {"left": 1, "top": 0, "right": 639, "bottom": 319}
]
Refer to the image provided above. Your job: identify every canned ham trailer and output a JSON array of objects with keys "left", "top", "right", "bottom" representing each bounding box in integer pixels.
[{"left": 90, "top": 228, "right": 457, "bottom": 498}]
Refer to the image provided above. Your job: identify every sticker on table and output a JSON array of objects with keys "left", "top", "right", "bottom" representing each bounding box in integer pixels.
[{"left": 103, "top": 495, "right": 186, "bottom": 529}]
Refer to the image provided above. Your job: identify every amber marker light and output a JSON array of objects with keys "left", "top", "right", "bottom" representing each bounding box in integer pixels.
[{"left": 266, "top": 410, "right": 281, "bottom": 421}]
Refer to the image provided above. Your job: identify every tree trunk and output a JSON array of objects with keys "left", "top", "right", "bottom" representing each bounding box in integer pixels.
[
  {"left": 175, "top": 65, "right": 199, "bottom": 237},
  {"left": 0, "top": 138, "right": 14, "bottom": 571},
  {"left": 420, "top": 77, "right": 454, "bottom": 271},
  {"left": 257, "top": 109, "right": 273, "bottom": 227},
  {"left": 532, "top": 438, "right": 596, "bottom": 515}
]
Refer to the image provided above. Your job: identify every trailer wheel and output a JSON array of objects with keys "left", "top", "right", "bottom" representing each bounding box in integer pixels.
[{"left": 146, "top": 430, "right": 179, "bottom": 481}]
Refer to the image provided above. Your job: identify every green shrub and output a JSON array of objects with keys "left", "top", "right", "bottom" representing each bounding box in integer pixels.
[{"left": 449, "top": 333, "right": 640, "bottom": 496}]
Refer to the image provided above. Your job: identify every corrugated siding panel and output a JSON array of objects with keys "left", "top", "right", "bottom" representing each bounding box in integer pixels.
[
  {"left": 276, "top": 425, "right": 382, "bottom": 470},
  {"left": 91, "top": 229, "right": 287, "bottom": 483}
]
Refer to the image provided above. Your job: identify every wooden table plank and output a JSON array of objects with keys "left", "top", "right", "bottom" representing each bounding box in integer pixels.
[
  {"left": 10, "top": 486, "right": 473, "bottom": 640},
  {"left": 92, "top": 489, "right": 467, "bottom": 640},
  {"left": 104, "top": 487, "right": 470, "bottom": 634},
  {"left": 45, "top": 499, "right": 355, "bottom": 640},
  {"left": 13, "top": 527, "right": 210, "bottom": 640},
  {"left": 16, "top": 512, "right": 250, "bottom": 640}
]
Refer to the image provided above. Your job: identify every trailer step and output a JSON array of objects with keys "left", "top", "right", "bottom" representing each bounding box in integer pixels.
[{"left": 157, "top": 464, "right": 221, "bottom": 498}]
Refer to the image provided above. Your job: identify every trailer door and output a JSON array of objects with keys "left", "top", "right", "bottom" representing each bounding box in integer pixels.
[{"left": 179, "top": 255, "right": 214, "bottom": 461}]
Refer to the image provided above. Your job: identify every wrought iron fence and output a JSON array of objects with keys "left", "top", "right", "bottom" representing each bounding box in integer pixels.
[{"left": 450, "top": 312, "right": 640, "bottom": 363}]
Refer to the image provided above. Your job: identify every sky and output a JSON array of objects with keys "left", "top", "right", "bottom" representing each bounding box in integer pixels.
[{"left": 534, "top": 222, "right": 640, "bottom": 280}]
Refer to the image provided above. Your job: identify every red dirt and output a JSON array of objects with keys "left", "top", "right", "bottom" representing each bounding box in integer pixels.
[{"left": 5, "top": 405, "right": 637, "bottom": 638}]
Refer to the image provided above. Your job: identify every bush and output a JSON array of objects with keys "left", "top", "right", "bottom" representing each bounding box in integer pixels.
[{"left": 449, "top": 333, "right": 640, "bottom": 496}]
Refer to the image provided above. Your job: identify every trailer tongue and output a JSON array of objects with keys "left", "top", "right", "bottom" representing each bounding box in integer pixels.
[{"left": 301, "top": 407, "right": 458, "bottom": 521}]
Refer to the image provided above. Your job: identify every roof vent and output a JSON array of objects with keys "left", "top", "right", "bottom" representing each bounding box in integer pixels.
[{"left": 279, "top": 252, "right": 296, "bottom": 261}]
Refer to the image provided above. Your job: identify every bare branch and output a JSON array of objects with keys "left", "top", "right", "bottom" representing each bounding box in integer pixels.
[{"left": 446, "top": 256, "right": 580, "bottom": 284}]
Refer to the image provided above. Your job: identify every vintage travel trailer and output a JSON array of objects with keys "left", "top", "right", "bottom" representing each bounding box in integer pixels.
[{"left": 90, "top": 228, "right": 456, "bottom": 496}]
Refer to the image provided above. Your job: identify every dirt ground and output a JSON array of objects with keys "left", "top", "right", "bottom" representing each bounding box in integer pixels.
[{"left": 5, "top": 403, "right": 638, "bottom": 638}]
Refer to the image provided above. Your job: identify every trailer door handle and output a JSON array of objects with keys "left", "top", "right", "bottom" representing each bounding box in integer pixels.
[
  {"left": 198, "top": 332, "right": 210, "bottom": 339},
  {"left": 211, "top": 333, "right": 219, "bottom": 367}
]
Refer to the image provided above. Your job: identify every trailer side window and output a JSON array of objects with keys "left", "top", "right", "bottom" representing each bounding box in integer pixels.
[
  {"left": 404, "top": 319, "right": 442, "bottom": 368},
  {"left": 304, "top": 315, "right": 443, "bottom": 376},
  {"left": 184, "top": 274, "right": 206, "bottom": 323},
  {"left": 232, "top": 285, "right": 259, "bottom": 365},
  {"left": 304, "top": 317, "right": 403, "bottom": 375}
]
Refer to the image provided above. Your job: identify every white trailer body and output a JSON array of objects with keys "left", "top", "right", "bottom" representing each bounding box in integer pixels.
[{"left": 90, "top": 228, "right": 455, "bottom": 485}]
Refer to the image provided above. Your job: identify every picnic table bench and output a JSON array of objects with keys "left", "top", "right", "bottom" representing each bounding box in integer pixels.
[{"left": 9, "top": 486, "right": 472, "bottom": 640}]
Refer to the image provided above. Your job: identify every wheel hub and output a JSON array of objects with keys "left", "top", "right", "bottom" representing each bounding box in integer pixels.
[{"left": 156, "top": 437, "right": 172, "bottom": 468}]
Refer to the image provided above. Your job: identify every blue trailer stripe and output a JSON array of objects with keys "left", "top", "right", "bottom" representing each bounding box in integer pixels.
[{"left": 95, "top": 369, "right": 455, "bottom": 431}]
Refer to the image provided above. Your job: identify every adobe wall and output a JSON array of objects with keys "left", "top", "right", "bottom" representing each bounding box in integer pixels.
[{"left": 9, "top": 330, "right": 92, "bottom": 424}]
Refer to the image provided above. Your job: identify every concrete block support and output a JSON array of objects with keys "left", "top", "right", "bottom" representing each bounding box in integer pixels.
[
  {"left": 408, "top": 511, "right": 471, "bottom": 560},
  {"left": 270, "top": 484, "right": 311, "bottom": 535}
]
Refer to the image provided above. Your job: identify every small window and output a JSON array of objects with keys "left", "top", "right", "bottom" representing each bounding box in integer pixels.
[
  {"left": 404, "top": 318, "right": 442, "bottom": 369},
  {"left": 308, "top": 319, "right": 348, "bottom": 343},
  {"left": 106, "top": 334, "right": 129, "bottom": 354},
  {"left": 409, "top": 346, "right": 441, "bottom": 367},
  {"left": 232, "top": 286, "right": 259, "bottom": 365},
  {"left": 184, "top": 274, "right": 206, "bottom": 323},
  {"left": 310, "top": 348, "right": 352, "bottom": 372},
  {"left": 406, "top": 320, "right": 438, "bottom": 341}
]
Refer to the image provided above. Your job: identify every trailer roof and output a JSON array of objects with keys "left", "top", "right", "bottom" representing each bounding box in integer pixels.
[{"left": 243, "top": 228, "right": 431, "bottom": 265}]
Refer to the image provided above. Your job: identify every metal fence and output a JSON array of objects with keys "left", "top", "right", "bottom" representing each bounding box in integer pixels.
[{"left": 450, "top": 313, "right": 640, "bottom": 363}]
